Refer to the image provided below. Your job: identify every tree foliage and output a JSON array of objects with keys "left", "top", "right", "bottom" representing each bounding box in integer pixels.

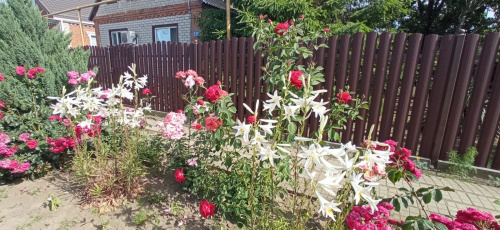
[{"left": 197, "top": 0, "right": 498, "bottom": 40}]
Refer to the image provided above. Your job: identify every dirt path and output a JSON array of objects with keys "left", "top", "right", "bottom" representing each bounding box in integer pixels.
[{"left": 0, "top": 172, "right": 237, "bottom": 230}]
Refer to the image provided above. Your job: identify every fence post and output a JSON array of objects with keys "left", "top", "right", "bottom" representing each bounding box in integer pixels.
[{"left": 430, "top": 35, "right": 466, "bottom": 166}]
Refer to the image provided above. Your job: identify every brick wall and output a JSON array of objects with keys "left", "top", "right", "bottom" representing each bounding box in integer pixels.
[
  {"left": 68, "top": 24, "right": 95, "bottom": 48},
  {"left": 94, "top": 1, "right": 205, "bottom": 46},
  {"left": 98, "top": 14, "right": 191, "bottom": 46}
]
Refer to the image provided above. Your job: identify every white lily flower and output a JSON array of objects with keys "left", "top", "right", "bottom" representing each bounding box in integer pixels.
[
  {"left": 276, "top": 146, "right": 291, "bottom": 154},
  {"left": 243, "top": 103, "right": 254, "bottom": 115},
  {"left": 283, "top": 104, "right": 300, "bottom": 121},
  {"left": 259, "top": 119, "right": 278, "bottom": 124},
  {"left": 258, "top": 145, "right": 280, "bottom": 167},
  {"left": 318, "top": 171, "right": 345, "bottom": 196},
  {"left": 350, "top": 172, "right": 381, "bottom": 213},
  {"left": 339, "top": 153, "right": 355, "bottom": 170},
  {"left": 298, "top": 143, "right": 324, "bottom": 168},
  {"left": 302, "top": 168, "right": 317, "bottom": 181},
  {"left": 316, "top": 191, "right": 341, "bottom": 221},
  {"left": 259, "top": 123, "right": 275, "bottom": 135},
  {"left": 250, "top": 132, "right": 268, "bottom": 146},
  {"left": 311, "top": 99, "right": 330, "bottom": 120},
  {"left": 294, "top": 137, "right": 314, "bottom": 142},
  {"left": 263, "top": 91, "right": 281, "bottom": 113},
  {"left": 232, "top": 119, "right": 251, "bottom": 143},
  {"left": 78, "top": 119, "right": 93, "bottom": 129}
]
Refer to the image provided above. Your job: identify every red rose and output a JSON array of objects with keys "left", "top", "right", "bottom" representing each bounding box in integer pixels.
[
  {"left": 259, "top": 14, "right": 264, "bottom": 20},
  {"left": 35, "top": 67, "right": 45, "bottom": 73},
  {"left": 248, "top": 115, "right": 256, "bottom": 124},
  {"left": 267, "top": 18, "right": 272, "bottom": 23},
  {"left": 174, "top": 168, "right": 185, "bottom": 183},
  {"left": 27, "top": 140, "right": 37, "bottom": 149},
  {"left": 177, "top": 109, "right": 183, "bottom": 113},
  {"left": 217, "top": 80, "right": 222, "bottom": 86},
  {"left": 274, "top": 22, "right": 289, "bottom": 35},
  {"left": 289, "top": 19, "right": 294, "bottom": 26},
  {"left": 0, "top": 73, "right": 5, "bottom": 81},
  {"left": 16, "top": 66, "right": 25, "bottom": 75},
  {"left": 192, "top": 122, "right": 202, "bottom": 130},
  {"left": 300, "top": 14, "right": 304, "bottom": 19},
  {"left": 27, "top": 69, "right": 36, "bottom": 79},
  {"left": 289, "top": 71, "right": 304, "bottom": 89},
  {"left": 324, "top": 28, "right": 330, "bottom": 33},
  {"left": 142, "top": 88, "right": 152, "bottom": 95},
  {"left": 198, "top": 99, "right": 205, "bottom": 105},
  {"left": 205, "top": 115, "right": 223, "bottom": 131},
  {"left": 0, "top": 100, "right": 5, "bottom": 108},
  {"left": 205, "top": 85, "right": 224, "bottom": 102},
  {"left": 200, "top": 200, "right": 215, "bottom": 218},
  {"left": 195, "top": 76, "right": 205, "bottom": 85},
  {"left": 337, "top": 91, "right": 352, "bottom": 104}
]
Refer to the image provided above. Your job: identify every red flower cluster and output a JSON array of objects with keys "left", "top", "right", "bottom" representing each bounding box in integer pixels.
[
  {"left": 142, "top": 88, "right": 152, "bottom": 95},
  {"left": 200, "top": 200, "right": 215, "bottom": 218},
  {"left": 204, "top": 114, "right": 223, "bottom": 131},
  {"left": 75, "top": 115, "right": 103, "bottom": 141},
  {"left": 289, "top": 71, "right": 304, "bottom": 89},
  {"left": 205, "top": 85, "right": 228, "bottom": 102},
  {"left": 247, "top": 115, "right": 257, "bottom": 124},
  {"left": 274, "top": 22, "right": 289, "bottom": 35},
  {"left": 174, "top": 168, "right": 185, "bottom": 183},
  {"left": 337, "top": 91, "right": 352, "bottom": 104},
  {"left": 17, "top": 66, "right": 45, "bottom": 79},
  {"left": 46, "top": 137, "right": 76, "bottom": 153},
  {"left": 26, "top": 140, "right": 37, "bottom": 149},
  {"left": 346, "top": 202, "right": 399, "bottom": 229},
  {"left": 431, "top": 208, "right": 500, "bottom": 229},
  {"left": 191, "top": 119, "right": 203, "bottom": 130},
  {"left": 384, "top": 140, "right": 422, "bottom": 179}
]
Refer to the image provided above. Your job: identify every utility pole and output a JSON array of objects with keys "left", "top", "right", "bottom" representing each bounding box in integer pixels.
[{"left": 226, "top": 0, "right": 231, "bottom": 39}]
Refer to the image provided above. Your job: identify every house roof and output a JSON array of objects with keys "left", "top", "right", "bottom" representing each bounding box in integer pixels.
[
  {"left": 36, "top": 0, "right": 95, "bottom": 22},
  {"left": 201, "top": 0, "right": 226, "bottom": 9},
  {"left": 88, "top": 0, "right": 226, "bottom": 21}
]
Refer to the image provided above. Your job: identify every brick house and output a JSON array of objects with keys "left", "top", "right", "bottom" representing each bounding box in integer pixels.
[
  {"left": 88, "top": 0, "right": 225, "bottom": 47},
  {"left": 36, "top": 0, "right": 97, "bottom": 47}
]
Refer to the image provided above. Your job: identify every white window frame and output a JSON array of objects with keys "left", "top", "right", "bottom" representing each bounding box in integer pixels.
[
  {"left": 86, "top": 31, "right": 97, "bottom": 46},
  {"left": 110, "top": 30, "right": 128, "bottom": 46},
  {"left": 153, "top": 25, "right": 178, "bottom": 43}
]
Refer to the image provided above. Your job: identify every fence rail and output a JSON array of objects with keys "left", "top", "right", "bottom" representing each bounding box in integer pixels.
[{"left": 88, "top": 32, "right": 500, "bottom": 169}]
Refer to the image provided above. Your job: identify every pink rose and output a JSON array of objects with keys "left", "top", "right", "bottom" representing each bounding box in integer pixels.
[
  {"left": 0, "top": 73, "right": 5, "bottom": 81},
  {"left": 18, "top": 133, "right": 31, "bottom": 142},
  {"left": 26, "top": 140, "right": 38, "bottom": 149},
  {"left": 185, "top": 76, "right": 195, "bottom": 88},
  {"left": 68, "top": 79, "right": 79, "bottom": 85},
  {"left": 16, "top": 66, "right": 25, "bottom": 75},
  {"left": 175, "top": 71, "right": 186, "bottom": 79},
  {"left": 67, "top": 71, "right": 79, "bottom": 79},
  {"left": 194, "top": 76, "right": 205, "bottom": 85}
]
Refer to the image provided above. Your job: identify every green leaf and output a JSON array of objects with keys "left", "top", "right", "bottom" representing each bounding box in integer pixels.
[
  {"left": 392, "top": 198, "right": 401, "bottom": 212},
  {"left": 423, "top": 192, "right": 432, "bottom": 204},
  {"left": 433, "top": 189, "right": 443, "bottom": 202},
  {"left": 402, "top": 221, "right": 413, "bottom": 230},
  {"left": 433, "top": 222, "right": 449, "bottom": 230},
  {"left": 494, "top": 200, "right": 500, "bottom": 206},
  {"left": 287, "top": 122, "right": 297, "bottom": 135},
  {"left": 401, "top": 197, "right": 409, "bottom": 208},
  {"left": 440, "top": 186, "right": 455, "bottom": 192}
]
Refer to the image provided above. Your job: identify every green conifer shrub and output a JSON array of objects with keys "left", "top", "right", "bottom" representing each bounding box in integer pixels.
[{"left": 0, "top": 0, "right": 89, "bottom": 180}]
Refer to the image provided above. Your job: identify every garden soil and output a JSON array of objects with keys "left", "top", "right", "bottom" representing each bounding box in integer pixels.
[{"left": 0, "top": 172, "right": 238, "bottom": 230}]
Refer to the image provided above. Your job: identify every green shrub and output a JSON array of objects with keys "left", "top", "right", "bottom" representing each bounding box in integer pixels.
[
  {"left": 0, "top": 0, "right": 89, "bottom": 180},
  {"left": 448, "top": 147, "right": 478, "bottom": 178}
]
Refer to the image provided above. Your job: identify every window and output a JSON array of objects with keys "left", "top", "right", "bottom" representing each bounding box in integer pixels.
[
  {"left": 87, "top": 31, "right": 97, "bottom": 46},
  {"left": 109, "top": 29, "right": 128, "bottom": 46},
  {"left": 153, "top": 24, "right": 178, "bottom": 43}
]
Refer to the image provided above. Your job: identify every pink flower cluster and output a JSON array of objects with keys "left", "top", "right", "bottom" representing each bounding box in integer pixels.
[
  {"left": 49, "top": 115, "right": 70, "bottom": 127},
  {"left": 160, "top": 111, "right": 187, "bottom": 140},
  {"left": 346, "top": 202, "right": 399, "bottom": 230},
  {"left": 175, "top": 70, "right": 205, "bottom": 89},
  {"left": 204, "top": 114, "right": 223, "bottom": 132},
  {"left": 46, "top": 137, "right": 76, "bottom": 153},
  {"left": 431, "top": 208, "right": 500, "bottom": 229},
  {"left": 0, "top": 133, "right": 17, "bottom": 157},
  {"left": 0, "top": 159, "right": 30, "bottom": 174},
  {"left": 382, "top": 140, "right": 422, "bottom": 179},
  {"left": 67, "top": 70, "right": 96, "bottom": 85},
  {"left": 17, "top": 66, "right": 45, "bottom": 79}
]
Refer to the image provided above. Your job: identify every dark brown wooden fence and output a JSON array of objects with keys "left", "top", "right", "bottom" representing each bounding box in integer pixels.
[{"left": 88, "top": 32, "right": 500, "bottom": 169}]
